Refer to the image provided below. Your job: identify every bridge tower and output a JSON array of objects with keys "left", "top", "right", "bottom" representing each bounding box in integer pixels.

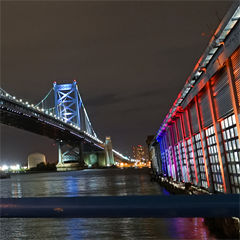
[
  {"left": 53, "top": 81, "right": 85, "bottom": 171},
  {"left": 53, "top": 80, "right": 81, "bottom": 127},
  {"left": 104, "top": 137, "right": 115, "bottom": 166},
  {"left": 53, "top": 81, "right": 116, "bottom": 170}
]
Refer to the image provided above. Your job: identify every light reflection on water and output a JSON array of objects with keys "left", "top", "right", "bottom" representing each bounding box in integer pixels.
[
  {"left": 11, "top": 182, "right": 22, "bottom": 198},
  {"left": 0, "top": 169, "right": 216, "bottom": 240}
]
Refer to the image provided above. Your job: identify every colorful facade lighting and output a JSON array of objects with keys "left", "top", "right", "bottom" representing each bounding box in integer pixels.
[{"left": 150, "top": 3, "right": 240, "bottom": 193}]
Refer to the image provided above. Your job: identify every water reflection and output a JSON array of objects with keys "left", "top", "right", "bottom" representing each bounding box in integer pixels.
[
  {"left": 0, "top": 169, "right": 216, "bottom": 240},
  {"left": 0, "top": 218, "right": 215, "bottom": 240},
  {"left": 11, "top": 182, "right": 22, "bottom": 198}
]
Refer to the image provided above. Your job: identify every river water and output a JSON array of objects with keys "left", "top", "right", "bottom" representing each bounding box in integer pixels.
[{"left": 0, "top": 168, "right": 216, "bottom": 239}]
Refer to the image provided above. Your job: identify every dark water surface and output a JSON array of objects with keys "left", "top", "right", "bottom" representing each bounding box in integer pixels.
[{"left": 0, "top": 168, "right": 216, "bottom": 239}]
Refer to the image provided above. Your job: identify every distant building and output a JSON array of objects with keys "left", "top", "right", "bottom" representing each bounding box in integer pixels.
[
  {"left": 28, "top": 153, "right": 46, "bottom": 169},
  {"left": 132, "top": 145, "right": 149, "bottom": 162}
]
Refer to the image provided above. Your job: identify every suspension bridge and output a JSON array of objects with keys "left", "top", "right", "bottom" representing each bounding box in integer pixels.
[{"left": 0, "top": 80, "right": 130, "bottom": 170}]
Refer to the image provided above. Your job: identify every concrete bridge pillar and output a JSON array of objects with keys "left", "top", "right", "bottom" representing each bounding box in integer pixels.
[
  {"left": 98, "top": 152, "right": 108, "bottom": 167},
  {"left": 104, "top": 136, "right": 115, "bottom": 166},
  {"left": 83, "top": 151, "right": 112, "bottom": 168},
  {"left": 56, "top": 141, "right": 85, "bottom": 171},
  {"left": 58, "top": 142, "right": 63, "bottom": 165},
  {"left": 78, "top": 141, "right": 85, "bottom": 168},
  {"left": 56, "top": 137, "right": 115, "bottom": 170},
  {"left": 84, "top": 152, "right": 98, "bottom": 167}
]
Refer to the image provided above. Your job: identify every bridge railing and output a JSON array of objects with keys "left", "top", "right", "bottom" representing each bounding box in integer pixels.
[{"left": 0, "top": 194, "right": 239, "bottom": 218}]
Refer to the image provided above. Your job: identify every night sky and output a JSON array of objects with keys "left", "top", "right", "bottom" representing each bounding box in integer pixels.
[{"left": 1, "top": 1, "right": 233, "bottom": 165}]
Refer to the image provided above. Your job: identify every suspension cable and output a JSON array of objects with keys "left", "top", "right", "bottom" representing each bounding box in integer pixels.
[
  {"left": 77, "top": 90, "right": 97, "bottom": 137},
  {"left": 35, "top": 88, "right": 53, "bottom": 107}
]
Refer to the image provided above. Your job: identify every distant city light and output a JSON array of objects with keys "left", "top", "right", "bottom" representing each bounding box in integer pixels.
[
  {"left": 10, "top": 164, "right": 20, "bottom": 171},
  {"left": 1, "top": 165, "right": 9, "bottom": 171},
  {"left": 1, "top": 164, "right": 23, "bottom": 172}
]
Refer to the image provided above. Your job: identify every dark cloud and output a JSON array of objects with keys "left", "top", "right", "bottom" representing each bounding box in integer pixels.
[
  {"left": 86, "top": 94, "right": 121, "bottom": 106},
  {"left": 135, "top": 89, "right": 164, "bottom": 98},
  {"left": 85, "top": 89, "right": 164, "bottom": 107},
  {"left": 121, "top": 102, "right": 164, "bottom": 114}
]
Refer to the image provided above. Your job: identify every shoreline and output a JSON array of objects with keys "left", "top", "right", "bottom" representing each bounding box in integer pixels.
[
  {"left": 7, "top": 167, "right": 150, "bottom": 175},
  {"left": 150, "top": 172, "right": 240, "bottom": 239}
]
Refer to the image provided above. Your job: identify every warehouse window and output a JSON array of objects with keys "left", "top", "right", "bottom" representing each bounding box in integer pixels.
[
  {"left": 180, "top": 141, "right": 189, "bottom": 182},
  {"left": 195, "top": 133, "right": 208, "bottom": 189},
  {"left": 186, "top": 138, "right": 197, "bottom": 185},
  {"left": 205, "top": 126, "right": 224, "bottom": 192},
  {"left": 174, "top": 144, "right": 182, "bottom": 181},
  {"left": 168, "top": 145, "right": 176, "bottom": 180},
  {"left": 221, "top": 114, "right": 240, "bottom": 193}
]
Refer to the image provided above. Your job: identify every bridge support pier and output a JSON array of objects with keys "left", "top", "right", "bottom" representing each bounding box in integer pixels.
[
  {"left": 98, "top": 152, "right": 108, "bottom": 167},
  {"left": 56, "top": 137, "right": 116, "bottom": 170},
  {"left": 84, "top": 137, "right": 115, "bottom": 168},
  {"left": 104, "top": 137, "right": 115, "bottom": 166},
  {"left": 84, "top": 153, "right": 98, "bottom": 167},
  {"left": 83, "top": 151, "right": 112, "bottom": 168},
  {"left": 56, "top": 141, "right": 85, "bottom": 171}
]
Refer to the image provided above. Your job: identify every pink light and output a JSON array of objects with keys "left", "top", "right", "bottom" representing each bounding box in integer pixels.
[
  {"left": 186, "top": 110, "right": 198, "bottom": 183},
  {"left": 174, "top": 120, "right": 184, "bottom": 181},
  {"left": 180, "top": 114, "right": 191, "bottom": 181}
]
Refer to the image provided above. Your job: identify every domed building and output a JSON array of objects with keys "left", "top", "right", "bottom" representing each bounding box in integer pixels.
[{"left": 28, "top": 153, "right": 46, "bottom": 169}]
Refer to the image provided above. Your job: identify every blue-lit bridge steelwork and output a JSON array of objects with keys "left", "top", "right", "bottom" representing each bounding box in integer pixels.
[
  {"left": 0, "top": 81, "right": 129, "bottom": 170},
  {"left": 149, "top": 3, "right": 240, "bottom": 194}
]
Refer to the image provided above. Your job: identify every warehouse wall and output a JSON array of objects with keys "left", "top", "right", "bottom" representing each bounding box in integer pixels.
[{"left": 153, "top": 20, "right": 240, "bottom": 194}]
